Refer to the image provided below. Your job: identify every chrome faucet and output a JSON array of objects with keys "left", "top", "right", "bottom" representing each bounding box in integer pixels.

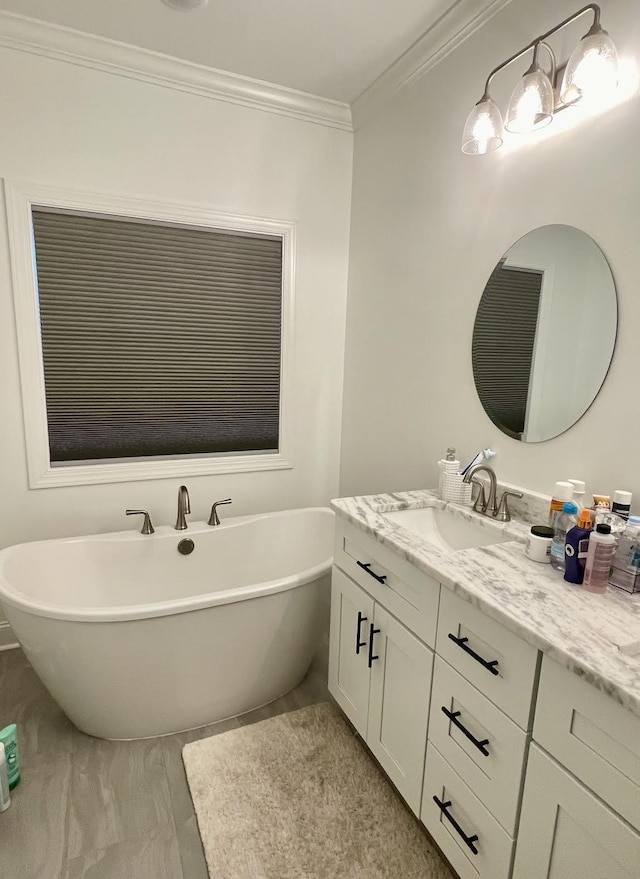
[
  {"left": 175, "top": 485, "right": 190, "bottom": 531},
  {"left": 462, "top": 465, "right": 523, "bottom": 522},
  {"left": 463, "top": 464, "right": 498, "bottom": 516}
]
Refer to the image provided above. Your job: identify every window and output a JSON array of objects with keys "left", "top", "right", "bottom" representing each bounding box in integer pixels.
[
  {"left": 472, "top": 260, "right": 543, "bottom": 440},
  {"left": 7, "top": 183, "right": 294, "bottom": 487}
]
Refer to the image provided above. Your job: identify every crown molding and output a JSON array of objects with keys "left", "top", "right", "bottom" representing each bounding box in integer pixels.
[
  {"left": 0, "top": 10, "right": 353, "bottom": 131},
  {"left": 352, "top": 0, "right": 513, "bottom": 130}
]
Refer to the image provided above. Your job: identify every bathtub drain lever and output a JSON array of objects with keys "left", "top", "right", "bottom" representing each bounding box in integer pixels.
[
  {"left": 208, "top": 498, "right": 232, "bottom": 526},
  {"left": 126, "top": 510, "right": 155, "bottom": 535}
]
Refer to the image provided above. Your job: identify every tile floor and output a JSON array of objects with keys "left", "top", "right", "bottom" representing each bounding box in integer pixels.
[{"left": 0, "top": 647, "right": 329, "bottom": 879}]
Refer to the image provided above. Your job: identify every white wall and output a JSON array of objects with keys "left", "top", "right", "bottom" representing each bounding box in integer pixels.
[
  {"left": 340, "top": 0, "right": 640, "bottom": 508},
  {"left": 0, "top": 47, "right": 352, "bottom": 629}
]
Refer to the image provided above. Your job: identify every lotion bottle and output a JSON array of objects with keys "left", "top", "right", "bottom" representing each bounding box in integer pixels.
[
  {"left": 612, "top": 490, "right": 632, "bottom": 521},
  {"left": 582, "top": 524, "right": 617, "bottom": 594},
  {"left": 438, "top": 447, "right": 460, "bottom": 499},
  {"left": 567, "top": 479, "right": 586, "bottom": 512},
  {"left": 564, "top": 510, "right": 593, "bottom": 585}
]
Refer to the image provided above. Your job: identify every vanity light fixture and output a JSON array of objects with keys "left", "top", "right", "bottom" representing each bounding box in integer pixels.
[{"left": 461, "top": 4, "right": 618, "bottom": 155}]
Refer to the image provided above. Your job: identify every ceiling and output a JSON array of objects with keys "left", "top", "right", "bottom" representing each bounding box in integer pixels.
[{"left": 0, "top": 0, "right": 463, "bottom": 103}]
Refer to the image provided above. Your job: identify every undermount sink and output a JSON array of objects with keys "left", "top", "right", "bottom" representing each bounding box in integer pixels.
[{"left": 382, "top": 505, "right": 510, "bottom": 552}]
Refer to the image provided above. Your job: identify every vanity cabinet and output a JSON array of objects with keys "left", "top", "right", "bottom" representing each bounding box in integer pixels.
[
  {"left": 513, "top": 656, "right": 640, "bottom": 879},
  {"left": 329, "top": 512, "right": 640, "bottom": 879},
  {"left": 513, "top": 745, "right": 640, "bottom": 879},
  {"left": 328, "top": 521, "right": 439, "bottom": 814}
]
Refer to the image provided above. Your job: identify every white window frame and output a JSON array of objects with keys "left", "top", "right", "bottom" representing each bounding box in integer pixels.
[{"left": 5, "top": 181, "right": 295, "bottom": 488}]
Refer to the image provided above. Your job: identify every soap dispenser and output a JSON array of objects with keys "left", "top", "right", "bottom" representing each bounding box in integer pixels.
[{"left": 438, "top": 448, "right": 460, "bottom": 499}]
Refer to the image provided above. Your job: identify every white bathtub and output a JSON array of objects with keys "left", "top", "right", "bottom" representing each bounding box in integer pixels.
[{"left": 0, "top": 507, "right": 334, "bottom": 739}]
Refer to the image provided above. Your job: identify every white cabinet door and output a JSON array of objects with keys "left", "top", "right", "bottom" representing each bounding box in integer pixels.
[
  {"left": 328, "top": 566, "right": 374, "bottom": 735},
  {"left": 367, "top": 603, "right": 433, "bottom": 815},
  {"left": 513, "top": 745, "right": 640, "bottom": 879}
]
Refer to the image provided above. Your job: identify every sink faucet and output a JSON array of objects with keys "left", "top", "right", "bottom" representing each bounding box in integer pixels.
[
  {"left": 462, "top": 465, "right": 523, "bottom": 521},
  {"left": 175, "top": 485, "right": 190, "bottom": 531},
  {"left": 463, "top": 464, "right": 498, "bottom": 517}
]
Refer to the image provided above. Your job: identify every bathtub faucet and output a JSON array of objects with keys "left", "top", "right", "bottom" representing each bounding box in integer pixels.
[{"left": 175, "top": 485, "right": 191, "bottom": 531}]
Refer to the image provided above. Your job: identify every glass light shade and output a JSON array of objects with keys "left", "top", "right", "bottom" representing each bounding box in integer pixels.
[
  {"left": 461, "top": 97, "right": 504, "bottom": 155},
  {"left": 560, "top": 31, "right": 618, "bottom": 107},
  {"left": 505, "top": 67, "right": 554, "bottom": 133}
]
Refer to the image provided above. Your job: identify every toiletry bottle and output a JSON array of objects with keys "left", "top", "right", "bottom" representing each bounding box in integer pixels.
[
  {"left": 0, "top": 742, "right": 10, "bottom": 812},
  {"left": 0, "top": 725, "right": 20, "bottom": 790},
  {"left": 612, "top": 490, "right": 632, "bottom": 521},
  {"left": 609, "top": 516, "right": 640, "bottom": 593},
  {"left": 549, "top": 482, "right": 574, "bottom": 528},
  {"left": 582, "top": 524, "right": 617, "bottom": 594},
  {"left": 611, "top": 516, "right": 640, "bottom": 570},
  {"left": 564, "top": 510, "right": 593, "bottom": 585},
  {"left": 525, "top": 525, "right": 554, "bottom": 563},
  {"left": 550, "top": 502, "right": 578, "bottom": 572},
  {"left": 567, "top": 479, "right": 586, "bottom": 512},
  {"left": 592, "top": 494, "right": 611, "bottom": 514}
]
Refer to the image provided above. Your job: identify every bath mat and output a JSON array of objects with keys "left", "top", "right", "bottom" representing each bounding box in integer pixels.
[{"left": 182, "top": 701, "right": 453, "bottom": 879}]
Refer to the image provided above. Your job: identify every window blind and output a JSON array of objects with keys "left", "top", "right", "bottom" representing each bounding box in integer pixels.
[
  {"left": 472, "top": 261, "right": 542, "bottom": 440},
  {"left": 31, "top": 209, "right": 283, "bottom": 463}
]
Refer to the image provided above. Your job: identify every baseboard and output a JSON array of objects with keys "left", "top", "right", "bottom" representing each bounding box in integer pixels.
[{"left": 0, "top": 621, "right": 19, "bottom": 651}]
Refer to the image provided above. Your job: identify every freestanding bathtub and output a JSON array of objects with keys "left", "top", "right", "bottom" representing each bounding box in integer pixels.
[{"left": 0, "top": 507, "right": 334, "bottom": 739}]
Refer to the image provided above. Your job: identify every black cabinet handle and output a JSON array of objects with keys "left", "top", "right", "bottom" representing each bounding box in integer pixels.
[
  {"left": 441, "top": 706, "right": 490, "bottom": 757},
  {"left": 368, "top": 623, "right": 380, "bottom": 668},
  {"left": 355, "top": 611, "right": 368, "bottom": 655},
  {"left": 433, "top": 796, "right": 479, "bottom": 855},
  {"left": 447, "top": 633, "right": 499, "bottom": 676},
  {"left": 356, "top": 560, "right": 387, "bottom": 584}
]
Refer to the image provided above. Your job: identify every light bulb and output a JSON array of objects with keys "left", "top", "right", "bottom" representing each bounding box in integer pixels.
[
  {"left": 505, "top": 67, "right": 554, "bottom": 133},
  {"left": 561, "top": 30, "right": 618, "bottom": 107},
  {"left": 461, "top": 97, "right": 504, "bottom": 155}
]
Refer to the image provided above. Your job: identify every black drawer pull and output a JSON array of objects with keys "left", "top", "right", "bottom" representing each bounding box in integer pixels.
[
  {"left": 447, "top": 633, "right": 499, "bottom": 676},
  {"left": 433, "top": 795, "right": 479, "bottom": 854},
  {"left": 368, "top": 623, "right": 380, "bottom": 668},
  {"left": 355, "top": 611, "right": 368, "bottom": 655},
  {"left": 441, "top": 706, "right": 490, "bottom": 757},
  {"left": 356, "top": 560, "right": 387, "bottom": 584}
]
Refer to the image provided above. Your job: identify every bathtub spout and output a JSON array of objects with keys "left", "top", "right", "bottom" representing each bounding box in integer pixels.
[{"left": 175, "top": 485, "right": 191, "bottom": 531}]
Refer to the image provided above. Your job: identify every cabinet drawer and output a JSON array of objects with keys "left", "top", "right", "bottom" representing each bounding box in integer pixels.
[
  {"left": 436, "top": 590, "right": 539, "bottom": 729},
  {"left": 422, "top": 744, "right": 513, "bottom": 879},
  {"left": 429, "top": 656, "right": 528, "bottom": 835},
  {"left": 534, "top": 656, "right": 640, "bottom": 830},
  {"left": 335, "top": 520, "right": 440, "bottom": 647}
]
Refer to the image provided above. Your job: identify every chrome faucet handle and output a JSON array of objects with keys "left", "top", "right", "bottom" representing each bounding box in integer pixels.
[
  {"left": 494, "top": 490, "right": 523, "bottom": 522},
  {"left": 208, "top": 498, "right": 232, "bottom": 527},
  {"left": 470, "top": 479, "right": 488, "bottom": 514},
  {"left": 126, "top": 509, "right": 155, "bottom": 535}
]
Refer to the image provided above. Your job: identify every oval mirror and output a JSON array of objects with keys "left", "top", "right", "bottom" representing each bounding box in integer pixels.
[{"left": 472, "top": 225, "right": 617, "bottom": 442}]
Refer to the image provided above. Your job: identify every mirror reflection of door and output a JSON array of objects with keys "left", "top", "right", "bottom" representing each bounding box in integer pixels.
[
  {"left": 472, "top": 260, "right": 543, "bottom": 440},
  {"left": 472, "top": 225, "right": 617, "bottom": 443}
]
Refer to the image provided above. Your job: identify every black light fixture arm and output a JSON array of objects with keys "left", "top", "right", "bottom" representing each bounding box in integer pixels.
[{"left": 480, "top": 3, "right": 601, "bottom": 99}]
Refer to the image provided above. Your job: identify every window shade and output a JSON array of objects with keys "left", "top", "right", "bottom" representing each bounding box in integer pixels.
[
  {"left": 31, "top": 209, "right": 283, "bottom": 463},
  {"left": 472, "top": 262, "right": 542, "bottom": 439}
]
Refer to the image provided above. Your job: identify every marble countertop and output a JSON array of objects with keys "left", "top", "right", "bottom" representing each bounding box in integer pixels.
[{"left": 331, "top": 489, "right": 640, "bottom": 717}]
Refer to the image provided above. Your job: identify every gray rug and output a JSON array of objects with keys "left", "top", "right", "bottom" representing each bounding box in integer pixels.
[{"left": 182, "top": 701, "right": 453, "bottom": 879}]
